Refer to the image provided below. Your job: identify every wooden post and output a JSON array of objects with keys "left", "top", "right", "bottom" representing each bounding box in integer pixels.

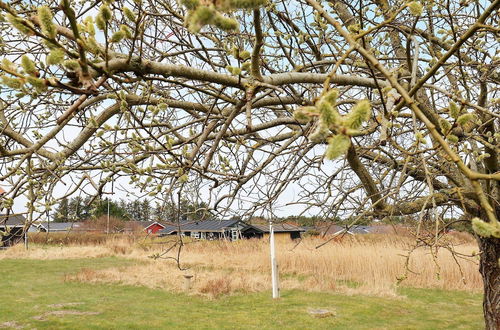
[
  {"left": 270, "top": 221, "right": 280, "bottom": 298},
  {"left": 24, "top": 230, "right": 28, "bottom": 250},
  {"left": 183, "top": 274, "right": 194, "bottom": 291}
]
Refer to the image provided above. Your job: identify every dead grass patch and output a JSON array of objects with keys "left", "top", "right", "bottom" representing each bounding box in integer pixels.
[
  {"left": 0, "top": 321, "right": 24, "bottom": 329},
  {"left": 7, "top": 234, "right": 481, "bottom": 298},
  {"left": 64, "top": 235, "right": 479, "bottom": 298}
]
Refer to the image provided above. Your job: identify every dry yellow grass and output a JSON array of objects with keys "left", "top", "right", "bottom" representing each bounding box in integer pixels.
[{"left": 2, "top": 234, "right": 482, "bottom": 298}]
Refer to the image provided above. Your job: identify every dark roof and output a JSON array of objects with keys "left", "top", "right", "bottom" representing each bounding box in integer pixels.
[
  {"left": 314, "top": 224, "right": 405, "bottom": 235},
  {"left": 244, "top": 223, "right": 305, "bottom": 233},
  {"left": 0, "top": 214, "right": 27, "bottom": 227},
  {"left": 160, "top": 219, "right": 241, "bottom": 234}
]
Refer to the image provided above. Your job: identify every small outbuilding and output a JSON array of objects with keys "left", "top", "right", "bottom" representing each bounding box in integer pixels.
[
  {"left": 143, "top": 221, "right": 167, "bottom": 234},
  {"left": 241, "top": 223, "right": 305, "bottom": 240},
  {"left": 0, "top": 214, "right": 28, "bottom": 247}
]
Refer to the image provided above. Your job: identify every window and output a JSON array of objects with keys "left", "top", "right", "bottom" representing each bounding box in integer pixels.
[{"left": 231, "top": 229, "right": 239, "bottom": 241}]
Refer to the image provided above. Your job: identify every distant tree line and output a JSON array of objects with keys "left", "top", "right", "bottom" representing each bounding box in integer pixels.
[{"left": 53, "top": 197, "right": 214, "bottom": 223}]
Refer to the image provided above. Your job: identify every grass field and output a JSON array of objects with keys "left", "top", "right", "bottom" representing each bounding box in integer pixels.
[{"left": 0, "top": 235, "right": 484, "bottom": 329}]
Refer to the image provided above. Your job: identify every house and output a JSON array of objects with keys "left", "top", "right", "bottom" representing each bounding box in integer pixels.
[
  {"left": 311, "top": 223, "right": 409, "bottom": 236},
  {"left": 0, "top": 214, "right": 28, "bottom": 247},
  {"left": 33, "top": 222, "right": 83, "bottom": 232},
  {"left": 159, "top": 219, "right": 248, "bottom": 241},
  {"left": 241, "top": 223, "right": 305, "bottom": 240}
]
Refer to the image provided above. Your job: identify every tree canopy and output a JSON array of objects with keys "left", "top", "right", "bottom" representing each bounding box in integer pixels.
[{"left": 0, "top": 0, "right": 499, "bottom": 326}]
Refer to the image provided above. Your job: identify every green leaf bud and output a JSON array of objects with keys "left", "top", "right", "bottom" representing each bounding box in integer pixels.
[
  {"left": 309, "top": 124, "right": 330, "bottom": 143},
  {"left": 1, "top": 58, "right": 16, "bottom": 71},
  {"left": 472, "top": 218, "right": 500, "bottom": 238},
  {"left": 63, "top": 59, "right": 80, "bottom": 71},
  {"left": 21, "top": 55, "right": 37, "bottom": 75},
  {"left": 347, "top": 24, "right": 360, "bottom": 34},
  {"left": 345, "top": 99, "right": 371, "bottom": 129},
  {"left": 446, "top": 134, "right": 459, "bottom": 144},
  {"left": 448, "top": 101, "right": 460, "bottom": 119},
  {"left": 120, "top": 25, "right": 133, "bottom": 39},
  {"left": 239, "top": 50, "right": 251, "bottom": 60},
  {"left": 213, "top": 12, "right": 239, "bottom": 32},
  {"left": 6, "top": 14, "right": 34, "bottom": 36},
  {"left": 325, "top": 134, "right": 351, "bottom": 160},
  {"left": 38, "top": 6, "right": 57, "bottom": 39},
  {"left": 317, "top": 100, "right": 339, "bottom": 127},
  {"left": 27, "top": 76, "right": 47, "bottom": 92},
  {"left": 110, "top": 30, "right": 125, "bottom": 42},
  {"left": 100, "top": 5, "right": 113, "bottom": 22},
  {"left": 226, "top": 65, "right": 241, "bottom": 75},
  {"left": 120, "top": 100, "right": 128, "bottom": 111},
  {"left": 85, "top": 37, "right": 101, "bottom": 54},
  {"left": 123, "top": 7, "right": 137, "bottom": 21},
  {"left": 95, "top": 14, "right": 106, "bottom": 30},
  {"left": 477, "top": 153, "right": 491, "bottom": 162},
  {"left": 84, "top": 16, "right": 96, "bottom": 36},
  {"left": 456, "top": 113, "right": 475, "bottom": 126},
  {"left": 438, "top": 118, "right": 452, "bottom": 134},
  {"left": 293, "top": 106, "right": 314, "bottom": 124},
  {"left": 323, "top": 88, "right": 339, "bottom": 105},
  {"left": 186, "top": 6, "right": 215, "bottom": 33},
  {"left": 407, "top": 1, "right": 423, "bottom": 16},
  {"left": 47, "top": 48, "right": 65, "bottom": 65},
  {"left": 179, "top": 174, "right": 189, "bottom": 183},
  {"left": 0, "top": 75, "right": 24, "bottom": 89}
]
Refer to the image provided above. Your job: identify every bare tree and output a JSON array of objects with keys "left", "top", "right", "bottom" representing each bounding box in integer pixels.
[{"left": 0, "top": 0, "right": 498, "bottom": 326}]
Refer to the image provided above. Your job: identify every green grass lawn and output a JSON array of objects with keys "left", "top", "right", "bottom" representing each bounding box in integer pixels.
[{"left": 0, "top": 257, "right": 483, "bottom": 329}]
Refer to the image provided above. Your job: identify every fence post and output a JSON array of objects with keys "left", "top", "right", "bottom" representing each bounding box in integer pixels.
[{"left": 269, "top": 221, "right": 280, "bottom": 298}]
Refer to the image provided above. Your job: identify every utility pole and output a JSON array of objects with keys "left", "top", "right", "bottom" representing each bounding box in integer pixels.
[
  {"left": 269, "top": 220, "right": 280, "bottom": 298},
  {"left": 107, "top": 177, "right": 114, "bottom": 235}
]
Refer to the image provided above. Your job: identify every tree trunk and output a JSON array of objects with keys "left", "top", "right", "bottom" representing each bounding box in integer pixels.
[{"left": 478, "top": 235, "right": 500, "bottom": 329}]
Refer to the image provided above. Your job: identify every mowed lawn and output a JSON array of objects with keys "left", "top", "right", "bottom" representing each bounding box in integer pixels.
[{"left": 0, "top": 257, "right": 483, "bottom": 329}]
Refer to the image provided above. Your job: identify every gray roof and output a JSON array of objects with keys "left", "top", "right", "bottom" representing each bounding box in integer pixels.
[
  {"left": 315, "top": 224, "right": 390, "bottom": 235},
  {"left": 160, "top": 219, "right": 241, "bottom": 234},
  {"left": 36, "top": 222, "right": 82, "bottom": 231},
  {"left": 244, "top": 223, "right": 305, "bottom": 233},
  {"left": 0, "top": 214, "right": 27, "bottom": 227}
]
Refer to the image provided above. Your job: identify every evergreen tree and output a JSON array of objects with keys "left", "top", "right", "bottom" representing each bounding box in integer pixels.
[
  {"left": 141, "top": 199, "right": 151, "bottom": 222},
  {"left": 92, "top": 198, "right": 129, "bottom": 220},
  {"left": 68, "top": 196, "right": 85, "bottom": 221},
  {"left": 54, "top": 197, "right": 69, "bottom": 222}
]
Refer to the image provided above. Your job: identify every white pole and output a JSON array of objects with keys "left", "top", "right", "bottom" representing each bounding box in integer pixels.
[
  {"left": 106, "top": 198, "right": 110, "bottom": 235},
  {"left": 269, "top": 221, "right": 280, "bottom": 298}
]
